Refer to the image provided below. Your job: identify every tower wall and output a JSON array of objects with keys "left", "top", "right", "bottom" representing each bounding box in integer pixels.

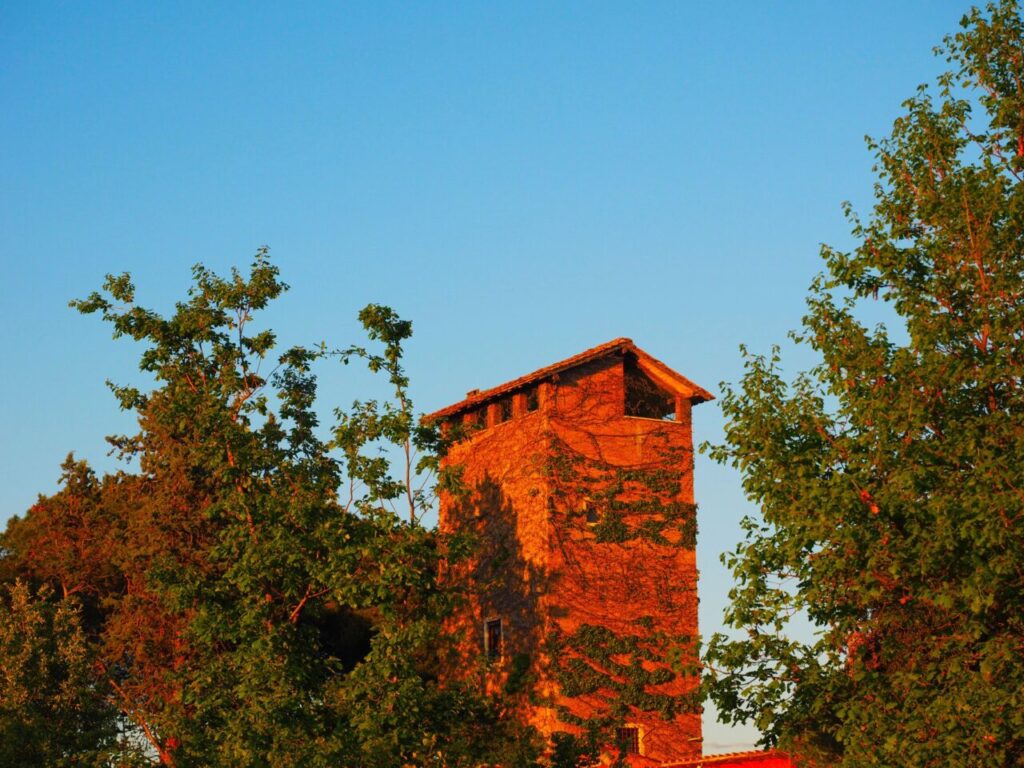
[{"left": 439, "top": 353, "right": 702, "bottom": 762}]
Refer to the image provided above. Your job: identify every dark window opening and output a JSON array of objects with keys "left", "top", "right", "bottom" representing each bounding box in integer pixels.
[
  {"left": 485, "top": 618, "right": 502, "bottom": 659},
  {"left": 525, "top": 387, "right": 540, "bottom": 412},
  {"left": 616, "top": 727, "right": 640, "bottom": 755},
  {"left": 584, "top": 503, "right": 599, "bottom": 525},
  {"left": 496, "top": 397, "right": 513, "bottom": 424},
  {"left": 468, "top": 408, "right": 487, "bottom": 429},
  {"left": 624, "top": 357, "right": 675, "bottom": 420},
  {"left": 444, "top": 417, "right": 463, "bottom": 441}
]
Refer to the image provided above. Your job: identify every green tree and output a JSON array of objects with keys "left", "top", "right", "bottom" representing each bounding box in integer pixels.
[
  {"left": 2, "top": 252, "right": 541, "bottom": 766},
  {"left": 0, "top": 581, "right": 125, "bottom": 767},
  {"left": 704, "top": 3, "right": 1024, "bottom": 766}
]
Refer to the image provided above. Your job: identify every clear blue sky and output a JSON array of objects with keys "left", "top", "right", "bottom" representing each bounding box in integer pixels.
[{"left": 2, "top": 0, "right": 969, "bottom": 752}]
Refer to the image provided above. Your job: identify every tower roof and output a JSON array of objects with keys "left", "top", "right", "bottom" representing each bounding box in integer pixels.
[{"left": 425, "top": 337, "right": 713, "bottom": 422}]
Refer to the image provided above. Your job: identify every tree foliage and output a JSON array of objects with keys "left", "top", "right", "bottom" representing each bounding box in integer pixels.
[
  {"left": 0, "top": 581, "right": 126, "bottom": 767},
  {"left": 1, "top": 251, "right": 540, "bottom": 766},
  {"left": 704, "top": 4, "right": 1024, "bottom": 766}
]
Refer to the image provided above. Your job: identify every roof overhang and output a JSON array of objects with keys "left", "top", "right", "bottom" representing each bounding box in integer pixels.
[{"left": 425, "top": 338, "right": 713, "bottom": 422}]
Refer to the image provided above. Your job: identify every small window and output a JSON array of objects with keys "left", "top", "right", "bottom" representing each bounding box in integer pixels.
[
  {"left": 579, "top": 499, "right": 598, "bottom": 525},
  {"left": 624, "top": 357, "right": 674, "bottom": 420},
  {"left": 485, "top": 618, "right": 502, "bottom": 659},
  {"left": 444, "top": 418, "right": 465, "bottom": 442},
  {"left": 496, "top": 398, "right": 513, "bottom": 423},
  {"left": 616, "top": 726, "right": 640, "bottom": 755},
  {"left": 470, "top": 407, "right": 488, "bottom": 429},
  {"left": 525, "top": 387, "right": 539, "bottom": 412}
]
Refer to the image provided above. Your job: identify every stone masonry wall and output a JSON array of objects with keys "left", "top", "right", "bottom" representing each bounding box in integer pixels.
[{"left": 439, "top": 353, "right": 701, "bottom": 762}]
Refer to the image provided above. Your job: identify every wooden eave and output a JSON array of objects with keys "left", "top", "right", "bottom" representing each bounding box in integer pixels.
[{"left": 425, "top": 338, "right": 713, "bottom": 423}]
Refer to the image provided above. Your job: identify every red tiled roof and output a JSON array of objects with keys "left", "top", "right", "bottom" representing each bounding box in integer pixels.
[{"left": 425, "top": 337, "right": 714, "bottom": 422}]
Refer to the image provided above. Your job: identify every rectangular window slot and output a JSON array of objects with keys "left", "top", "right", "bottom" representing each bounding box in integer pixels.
[
  {"left": 497, "top": 397, "right": 513, "bottom": 423},
  {"left": 525, "top": 387, "right": 539, "bottom": 412},
  {"left": 474, "top": 407, "right": 489, "bottom": 428},
  {"left": 485, "top": 618, "right": 502, "bottom": 659}
]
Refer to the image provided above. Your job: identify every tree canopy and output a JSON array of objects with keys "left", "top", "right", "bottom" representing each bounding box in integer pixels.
[
  {"left": 704, "top": 3, "right": 1024, "bottom": 766},
  {"left": 0, "top": 252, "right": 540, "bottom": 767}
]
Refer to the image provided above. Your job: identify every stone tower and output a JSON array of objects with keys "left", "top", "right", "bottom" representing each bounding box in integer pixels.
[{"left": 429, "top": 339, "right": 712, "bottom": 763}]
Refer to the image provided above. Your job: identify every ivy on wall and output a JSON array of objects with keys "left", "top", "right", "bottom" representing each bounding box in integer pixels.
[{"left": 541, "top": 434, "right": 701, "bottom": 750}]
